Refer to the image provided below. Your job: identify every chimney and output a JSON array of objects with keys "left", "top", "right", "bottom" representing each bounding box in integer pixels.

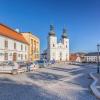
[{"left": 15, "top": 28, "right": 20, "bottom": 33}]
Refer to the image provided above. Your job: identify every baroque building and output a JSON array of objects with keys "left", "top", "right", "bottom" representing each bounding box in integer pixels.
[
  {"left": 47, "top": 25, "right": 69, "bottom": 61},
  {"left": 22, "top": 32, "right": 40, "bottom": 61}
]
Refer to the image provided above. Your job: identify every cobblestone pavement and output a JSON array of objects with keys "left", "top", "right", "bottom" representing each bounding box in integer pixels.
[{"left": 0, "top": 64, "right": 99, "bottom": 100}]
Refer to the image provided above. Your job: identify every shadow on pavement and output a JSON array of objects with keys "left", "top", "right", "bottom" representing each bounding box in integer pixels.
[
  {"left": 0, "top": 78, "right": 62, "bottom": 100},
  {"left": 27, "top": 72, "right": 65, "bottom": 82},
  {"left": 67, "top": 68, "right": 93, "bottom": 88},
  {"left": 46, "top": 67, "right": 78, "bottom": 72}
]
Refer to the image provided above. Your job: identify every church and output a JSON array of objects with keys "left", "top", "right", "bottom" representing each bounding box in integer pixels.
[{"left": 47, "top": 25, "right": 69, "bottom": 62}]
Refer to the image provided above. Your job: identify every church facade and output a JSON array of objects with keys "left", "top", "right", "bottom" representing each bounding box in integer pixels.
[{"left": 47, "top": 25, "right": 69, "bottom": 61}]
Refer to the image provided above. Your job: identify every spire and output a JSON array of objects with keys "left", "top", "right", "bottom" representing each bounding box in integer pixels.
[
  {"left": 49, "top": 24, "right": 55, "bottom": 36},
  {"left": 62, "top": 28, "right": 67, "bottom": 38}
]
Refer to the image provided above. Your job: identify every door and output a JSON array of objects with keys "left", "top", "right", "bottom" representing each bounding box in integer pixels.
[
  {"left": 13, "top": 53, "right": 17, "bottom": 61},
  {"left": 60, "top": 52, "right": 62, "bottom": 61}
]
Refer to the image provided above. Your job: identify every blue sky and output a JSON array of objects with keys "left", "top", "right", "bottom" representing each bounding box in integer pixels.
[{"left": 0, "top": 0, "right": 100, "bottom": 53}]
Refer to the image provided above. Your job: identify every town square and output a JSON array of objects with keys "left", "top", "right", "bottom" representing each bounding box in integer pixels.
[
  {"left": 0, "top": 63, "right": 99, "bottom": 100},
  {"left": 0, "top": 0, "right": 100, "bottom": 100}
]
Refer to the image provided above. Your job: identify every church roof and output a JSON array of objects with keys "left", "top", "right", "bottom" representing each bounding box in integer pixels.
[
  {"left": 49, "top": 25, "right": 55, "bottom": 36},
  {"left": 62, "top": 28, "right": 67, "bottom": 38}
]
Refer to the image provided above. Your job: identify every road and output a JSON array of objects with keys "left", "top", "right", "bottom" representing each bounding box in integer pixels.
[{"left": 0, "top": 63, "right": 99, "bottom": 100}]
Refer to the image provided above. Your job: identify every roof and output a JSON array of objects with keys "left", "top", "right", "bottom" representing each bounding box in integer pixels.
[
  {"left": 85, "top": 52, "right": 98, "bottom": 56},
  {"left": 0, "top": 23, "right": 28, "bottom": 44},
  {"left": 69, "top": 54, "right": 77, "bottom": 61},
  {"left": 21, "top": 32, "right": 40, "bottom": 41}
]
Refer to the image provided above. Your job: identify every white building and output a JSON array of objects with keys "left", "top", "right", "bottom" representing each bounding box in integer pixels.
[
  {"left": 84, "top": 52, "right": 98, "bottom": 62},
  {"left": 47, "top": 25, "right": 69, "bottom": 61},
  {"left": 0, "top": 24, "right": 28, "bottom": 62}
]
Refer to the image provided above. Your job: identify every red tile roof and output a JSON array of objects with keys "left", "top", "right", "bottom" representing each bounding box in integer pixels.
[
  {"left": 0, "top": 23, "right": 28, "bottom": 44},
  {"left": 69, "top": 54, "right": 77, "bottom": 61}
]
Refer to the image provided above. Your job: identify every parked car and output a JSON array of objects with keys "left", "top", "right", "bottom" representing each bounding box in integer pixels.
[
  {"left": 17, "top": 61, "right": 27, "bottom": 73},
  {"left": 0, "top": 61, "right": 29, "bottom": 74},
  {"left": 0, "top": 61, "right": 19, "bottom": 74},
  {"left": 36, "top": 60, "right": 48, "bottom": 68}
]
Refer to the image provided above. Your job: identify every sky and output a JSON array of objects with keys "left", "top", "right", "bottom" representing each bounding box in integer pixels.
[{"left": 0, "top": 0, "right": 100, "bottom": 53}]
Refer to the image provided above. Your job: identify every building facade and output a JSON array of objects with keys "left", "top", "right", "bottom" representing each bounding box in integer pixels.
[
  {"left": 84, "top": 52, "right": 98, "bottom": 63},
  {"left": 69, "top": 53, "right": 86, "bottom": 62},
  {"left": 0, "top": 24, "right": 28, "bottom": 62},
  {"left": 22, "top": 32, "right": 40, "bottom": 61},
  {"left": 47, "top": 25, "right": 69, "bottom": 61}
]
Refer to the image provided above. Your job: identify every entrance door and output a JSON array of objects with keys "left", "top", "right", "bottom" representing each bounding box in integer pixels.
[{"left": 13, "top": 53, "right": 17, "bottom": 61}]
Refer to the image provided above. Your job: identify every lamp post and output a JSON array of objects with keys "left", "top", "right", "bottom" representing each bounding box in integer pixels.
[{"left": 97, "top": 44, "right": 100, "bottom": 74}]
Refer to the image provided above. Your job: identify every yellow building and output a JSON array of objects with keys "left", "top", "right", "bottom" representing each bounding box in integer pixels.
[{"left": 22, "top": 32, "right": 40, "bottom": 61}]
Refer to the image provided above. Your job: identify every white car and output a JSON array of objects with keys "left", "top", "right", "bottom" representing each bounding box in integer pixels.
[
  {"left": 0, "top": 61, "right": 27, "bottom": 74},
  {"left": 36, "top": 60, "right": 48, "bottom": 68},
  {"left": 16, "top": 62, "right": 27, "bottom": 73},
  {"left": 0, "top": 61, "right": 19, "bottom": 74}
]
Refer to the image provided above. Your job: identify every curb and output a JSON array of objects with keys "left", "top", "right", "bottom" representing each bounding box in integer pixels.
[{"left": 89, "top": 72, "right": 100, "bottom": 99}]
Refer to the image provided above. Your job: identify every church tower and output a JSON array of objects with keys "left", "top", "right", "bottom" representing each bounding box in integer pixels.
[
  {"left": 47, "top": 25, "right": 57, "bottom": 60},
  {"left": 62, "top": 28, "right": 69, "bottom": 61}
]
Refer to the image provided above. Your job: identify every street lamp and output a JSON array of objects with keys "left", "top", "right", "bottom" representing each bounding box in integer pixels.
[{"left": 97, "top": 44, "right": 100, "bottom": 73}]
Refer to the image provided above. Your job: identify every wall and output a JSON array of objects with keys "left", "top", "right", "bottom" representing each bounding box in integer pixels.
[
  {"left": 22, "top": 32, "right": 40, "bottom": 61},
  {"left": 0, "top": 35, "right": 28, "bottom": 61}
]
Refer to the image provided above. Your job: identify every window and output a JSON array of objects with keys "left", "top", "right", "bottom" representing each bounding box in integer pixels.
[
  {"left": 25, "top": 55, "right": 27, "bottom": 59},
  {"left": 31, "top": 49, "right": 33, "bottom": 55},
  {"left": 37, "top": 54, "right": 39, "bottom": 58},
  {"left": 21, "top": 54, "right": 23, "bottom": 60},
  {"left": 25, "top": 46, "right": 27, "bottom": 51},
  {"left": 5, "top": 40, "right": 8, "bottom": 49},
  {"left": 35, "top": 54, "right": 37, "bottom": 58},
  {"left": 95, "top": 57, "right": 97, "bottom": 61},
  {"left": 60, "top": 52, "right": 62, "bottom": 56},
  {"left": 14, "top": 42, "right": 16, "bottom": 49},
  {"left": 31, "top": 39, "right": 33, "bottom": 44},
  {"left": 4, "top": 53, "right": 8, "bottom": 60},
  {"left": 34, "top": 40, "right": 36, "bottom": 52},
  {"left": 21, "top": 45, "right": 23, "bottom": 50},
  {"left": 31, "top": 39, "right": 33, "bottom": 52},
  {"left": 53, "top": 44, "right": 55, "bottom": 47},
  {"left": 18, "top": 54, "right": 20, "bottom": 57}
]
